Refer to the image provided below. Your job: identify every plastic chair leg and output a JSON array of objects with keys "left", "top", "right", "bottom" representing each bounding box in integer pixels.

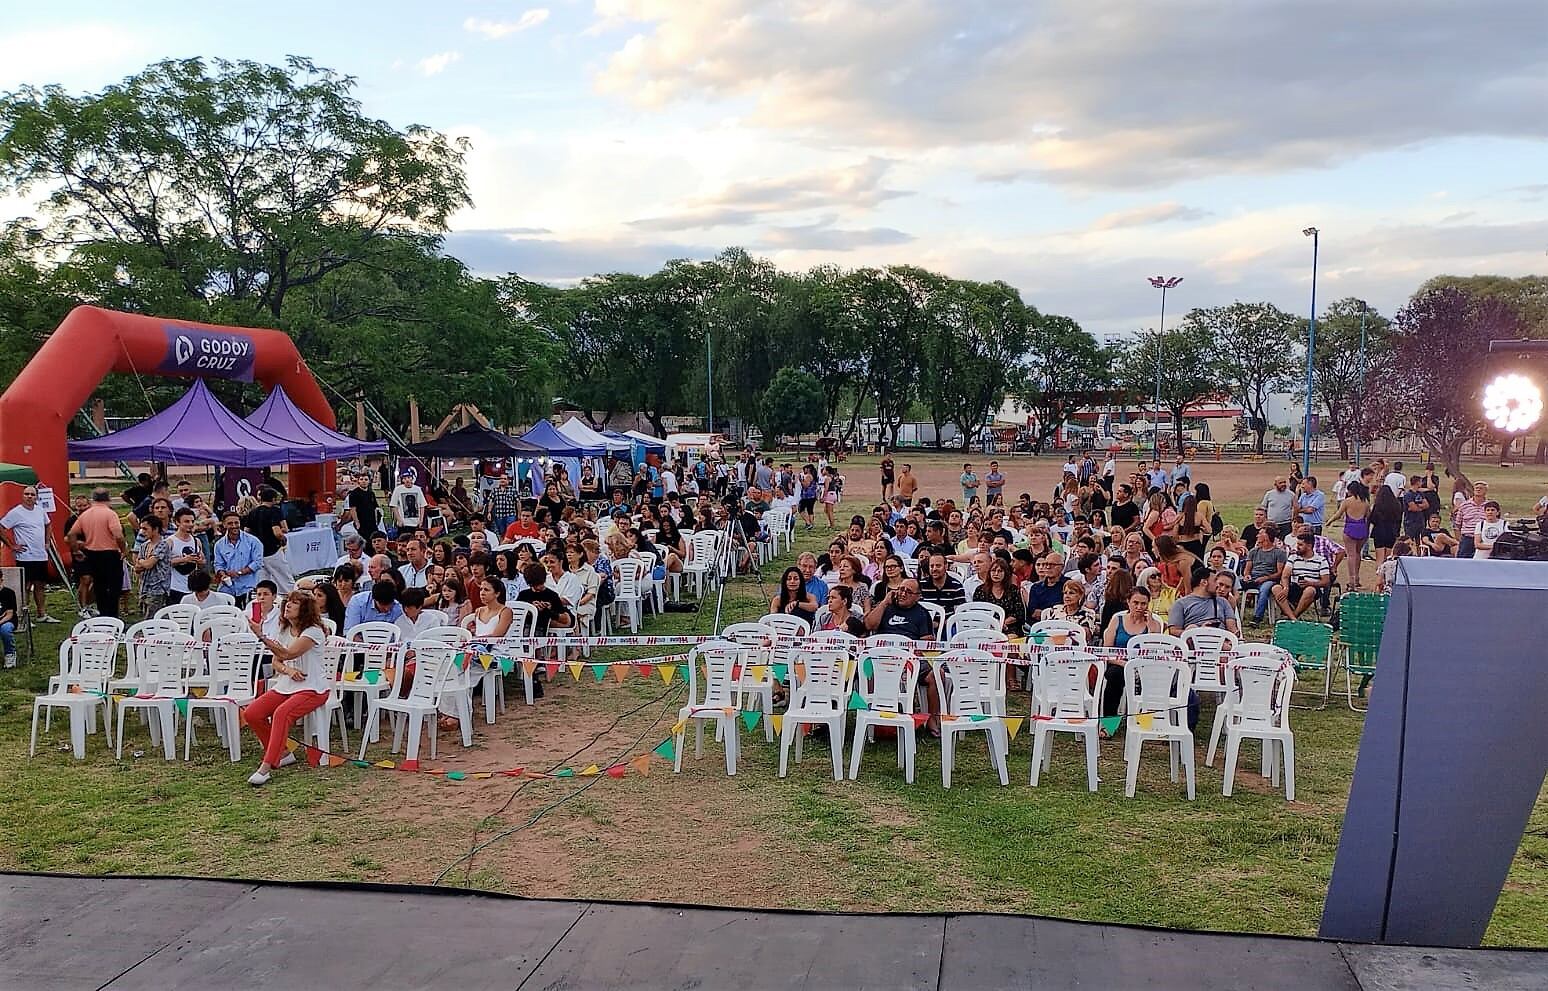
[
  {"left": 1282, "top": 738, "right": 1296, "bottom": 800},
  {"left": 942, "top": 730, "right": 954, "bottom": 789},
  {"left": 1084, "top": 729, "right": 1099, "bottom": 792},
  {"left": 1222, "top": 733, "right": 1240, "bottom": 797},
  {"left": 1182, "top": 740, "right": 1196, "bottom": 800},
  {"left": 991, "top": 727, "right": 1008, "bottom": 786},
  {"left": 405, "top": 713, "right": 424, "bottom": 762},
  {"left": 1205, "top": 704, "right": 1228, "bottom": 767},
  {"left": 115, "top": 707, "right": 127, "bottom": 759},
  {"left": 847, "top": 720, "right": 866, "bottom": 779},
  {"left": 725, "top": 718, "right": 738, "bottom": 776},
  {"left": 673, "top": 728, "right": 686, "bottom": 773},
  {"left": 159, "top": 707, "right": 177, "bottom": 760},
  {"left": 70, "top": 707, "right": 87, "bottom": 759},
  {"left": 828, "top": 718, "right": 844, "bottom": 782},
  {"left": 1029, "top": 727, "right": 1045, "bottom": 786},
  {"left": 902, "top": 726, "right": 916, "bottom": 784},
  {"left": 1124, "top": 744, "right": 1141, "bottom": 798},
  {"left": 777, "top": 724, "right": 792, "bottom": 777}
]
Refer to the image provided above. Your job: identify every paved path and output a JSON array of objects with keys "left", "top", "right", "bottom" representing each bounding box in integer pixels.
[{"left": 2, "top": 873, "right": 1543, "bottom": 990}]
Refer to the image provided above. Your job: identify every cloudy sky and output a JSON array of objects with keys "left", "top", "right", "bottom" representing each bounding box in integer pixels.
[{"left": 3, "top": 0, "right": 1546, "bottom": 339}]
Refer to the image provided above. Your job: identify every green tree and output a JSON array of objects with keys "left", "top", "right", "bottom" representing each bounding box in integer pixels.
[
  {"left": 1017, "top": 313, "right": 1114, "bottom": 453},
  {"left": 1420, "top": 275, "right": 1548, "bottom": 335},
  {"left": 1312, "top": 298, "right": 1393, "bottom": 460},
  {"left": 1118, "top": 327, "right": 1216, "bottom": 450},
  {"left": 1188, "top": 301, "right": 1299, "bottom": 454},
  {"left": 759, "top": 367, "right": 825, "bottom": 445}
]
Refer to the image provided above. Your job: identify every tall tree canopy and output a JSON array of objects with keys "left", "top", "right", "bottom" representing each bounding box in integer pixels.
[
  {"left": 1188, "top": 301, "right": 1299, "bottom": 454},
  {"left": 1118, "top": 327, "right": 1217, "bottom": 449},
  {"left": 1311, "top": 298, "right": 1392, "bottom": 461}
]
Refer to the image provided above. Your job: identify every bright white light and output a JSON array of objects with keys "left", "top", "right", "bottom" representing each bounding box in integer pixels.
[{"left": 1482, "top": 373, "right": 1543, "bottom": 433}]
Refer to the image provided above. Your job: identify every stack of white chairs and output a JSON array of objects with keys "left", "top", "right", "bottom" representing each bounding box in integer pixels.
[
  {"left": 939, "top": 648, "right": 1010, "bottom": 788},
  {"left": 32, "top": 632, "right": 120, "bottom": 759},
  {"left": 1122, "top": 634, "right": 1195, "bottom": 800},
  {"left": 632, "top": 552, "right": 666, "bottom": 614},
  {"left": 1182, "top": 628, "right": 1240, "bottom": 768},
  {"left": 1029, "top": 648, "right": 1104, "bottom": 791},
  {"left": 1221, "top": 644, "right": 1297, "bottom": 800},
  {"left": 114, "top": 633, "right": 197, "bottom": 760},
  {"left": 777, "top": 643, "right": 851, "bottom": 781},
  {"left": 184, "top": 633, "right": 262, "bottom": 761},
  {"left": 947, "top": 629, "right": 1010, "bottom": 730},
  {"left": 672, "top": 641, "right": 745, "bottom": 775},
  {"left": 847, "top": 646, "right": 922, "bottom": 783}
]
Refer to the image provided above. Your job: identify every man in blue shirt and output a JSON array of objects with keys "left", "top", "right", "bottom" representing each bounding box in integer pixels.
[
  {"left": 212, "top": 511, "right": 264, "bottom": 605},
  {"left": 344, "top": 581, "right": 404, "bottom": 631},
  {"left": 1146, "top": 461, "right": 1170, "bottom": 494},
  {"left": 1295, "top": 475, "right": 1327, "bottom": 534},
  {"left": 797, "top": 552, "right": 829, "bottom": 602}
]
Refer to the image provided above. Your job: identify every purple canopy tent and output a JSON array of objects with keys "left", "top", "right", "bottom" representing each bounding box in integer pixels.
[
  {"left": 245, "top": 386, "right": 387, "bottom": 460},
  {"left": 69, "top": 379, "right": 325, "bottom": 467}
]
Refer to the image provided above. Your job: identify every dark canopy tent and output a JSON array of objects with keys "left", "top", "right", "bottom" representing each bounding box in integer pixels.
[
  {"left": 520, "top": 419, "right": 603, "bottom": 458},
  {"left": 68, "top": 379, "right": 323, "bottom": 467},
  {"left": 246, "top": 386, "right": 387, "bottom": 460},
  {"left": 407, "top": 422, "right": 545, "bottom": 459}
]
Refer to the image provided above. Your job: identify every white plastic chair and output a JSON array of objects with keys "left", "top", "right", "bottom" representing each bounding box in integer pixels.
[
  {"left": 109, "top": 620, "right": 183, "bottom": 696},
  {"left": 343, "top": 621, "right": 404, "bottom": 728},
  {"left": 919, "top": 600, "right": 947, "bottom": 641},
  {"left": 682, "top": 530, "right": 722, "bottom": 598},
  {"left": 760, "top": 613, "right": 811, "bottom": 704},
  {"left": 153, "top": 602, "right": 199, "bottom": 633},
  {"left": 185, "top": 633, "right": 261, "bottom": 761},
  {"left": 505, "top": 600, "right": 539, "bottom": 709},
  {"left": 1222, "top": 645, "right": 1297, "bottom": 800},
  {"left": 948, "top": 602, "right": 1004, "bottom": 640},
  {"left": 1181, "top": 627, "right": 1240, "bottom": 768},
  {"left": 53, "top": 617, "right": 125, "bottom": 693},
  {"left": 31, "top": 633, "right": 118, "bottom": 759},
  {"left": 195, "top": 606, "right": 249, "bottom": 642},
  {"left": 611, "top": 558, "right": 648, "bottom": 633},
  {"left": 673, "top": 641, "right": 744, "bottom": 776},
  {"left": 1029, "top": 648, "right": 1104, "bottom": 791},
  {"left": 777, "top": 644, "right": 851, "bottom": 781},
  {"left": 939, "top": 649, "right": 1010, "bottom": 788},
  {"left": 722, "top": 622, "right": 776, "bottom": 741},
  {"left": 847, "top": 647, "right": 922, "bottom": 783},
  {"left": 1028, "top": 619, "right": 1089, "bottom": 648},
  {"left": 1123, "top": 651, "right": 1196, "bottom": 800},
  {"left": 115, "top": 634, "right": 195, "bottom": 760},
  {"left": 948, "top": 629, "right": 1011, "bottom": 723},
  {"left": 360, "top": 641, "right": 468, "bottom": 762},
  {"left": 632, "top": 552, "right": 666, "bottom": 614},
  {"left": 300, "top": 637, "right": 350, "bottom": 759}
]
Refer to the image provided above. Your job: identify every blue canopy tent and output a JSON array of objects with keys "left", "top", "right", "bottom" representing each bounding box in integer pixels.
[
  {"left": 520, "top": 420, "right": 604, "bottom": 497},
  {"left": 604, "top": 429, "right": 666, "bottom": 467}
]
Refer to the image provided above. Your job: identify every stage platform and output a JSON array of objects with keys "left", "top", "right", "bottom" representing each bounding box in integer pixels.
[{"left": 2, "top": 873, "right": 1543, "bottom": 989}]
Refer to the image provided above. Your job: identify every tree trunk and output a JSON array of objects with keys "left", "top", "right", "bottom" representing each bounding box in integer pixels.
[{"left": 1254, "top": 425, "right": 1268, "bottom": 455}]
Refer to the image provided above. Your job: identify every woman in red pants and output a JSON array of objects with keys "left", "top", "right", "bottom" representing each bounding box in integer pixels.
[{"left": 242, "top": 590, "right": 330, "bottom": 787}]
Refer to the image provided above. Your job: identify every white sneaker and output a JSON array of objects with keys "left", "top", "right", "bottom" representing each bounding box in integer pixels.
[
  {"left": 3, "top": 653, "right": 15, "bottom": 668},
  {"left": 248, "top": 769, "right": 271, "bottom": 787},
  {"left": 277, "top": 753, "right": 297, "bottom": 769},
  {"left": 37, "top": 614, "right": 60, "bottom": 624}
]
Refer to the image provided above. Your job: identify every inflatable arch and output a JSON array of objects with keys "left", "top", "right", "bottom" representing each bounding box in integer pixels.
[{"left": 0, "top": 305, "right": 337, "bottom": 547}]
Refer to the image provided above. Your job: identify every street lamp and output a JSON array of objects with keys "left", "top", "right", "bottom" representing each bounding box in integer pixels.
[
  {"left": 1355, "top": 300, "right": 1367, "bottom": 467},
  {"left": 1301, "top": 228, "right": 1319, "bottom": 478},
  {"left": 1148, "top": 275, "right": 1183, "bottom": 460}
]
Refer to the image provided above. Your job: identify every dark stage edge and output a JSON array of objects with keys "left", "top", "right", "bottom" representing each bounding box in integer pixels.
[{"left": 2, "top": 873, "right": 1544, "bottom": 990}]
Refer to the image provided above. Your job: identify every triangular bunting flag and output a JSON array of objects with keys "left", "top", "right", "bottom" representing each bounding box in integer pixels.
[
  {"left": 911, "top": 714, "right": 930, "bottom": 729},
  {"left": 630, "top": 754, "right": 652, "bottom": 776},
  {"left": 1135, "top": 712, "right": 1155, "bottom": 730},
  {"left": 580, "top": 764, "right": 601, "bottom": 776},
  {"left": 1100, "top": 716, "right": 1122, "bottom": 735},
  {"left": 342, "top": 671, "right": 360, "bottom": 682},
  {"left": 658, "top": 664, "right": 677, "bottom": 686},
  {"left": 480, "top": 654, "right": 494, "bottom": 670},
  {"left": 636, "top": 664, "right": 653, "bottom": 679},
  {"left": 1005, "top": 717, "right": 1025, "bottom": 740},
  {"left": 772, "top": 663, "right": 788, "bottom": 683},
  {"left": 610, "top": 664, "right": 629, "bottom": 683},
  {"left": 471, "top": 771, "right": 493, "bottom": 779},
  {"left": 522, "top": 660, "right": 538, "bottom": 677},
  {"left": 862, "top": 657, "right": 874, "bottom": 680},
  {"left": 740, "top": 710, "right": 761, "bottom": 732},
  {"left": 374, "top": 759, "right": 396, "bottom": 769},
  {"left": 731, "top": 665, "right": 742, "bottom": 681},
  {"left": 363, "top": 670, "right": 381, "bottom": 685},
  {"left": 544, "top": 662, "right": 559, "bottom": 679},
  {"left": 174, "top": 697, "right": 189, "bottom": 716},
  {"left": 445, "top": 771, "right": 466, "bottom": 781},
  {"left": 606, "top": 765, "right": 627, "bottom": 778},
  {"left": 653, "top": 737, "right": 676, "bottom": 761},
  {"left": 770, "top": 714, "right": 785, "bottom": 735},
  {"left": 847, "top": 691, "right": 868, "bottom": 711},
  {"left": 750, "top": 665, "right": 767, "bottom": 681},
  {"left": 568, "top": 662, "right": 584, "bottom": 681},
  {"left": 383, "top": 667, "right": 396, "bottom": 683},
  {"left": 553, "top": 768, "right": 575, "bottom": 778},
  {"left": 499, "top": 657, "right": 514, "bottom": 674},
  {"left": 326, "top": 754, "right": 346, "bottom": 767},
  {"left": 590, "top": 664, "right": 607, "bottom": 683},
  {"left": 671, "top": 719, "right": 687, "bottom": 735},
  {"left": 502, "top": 768, "right": 524, "bottom": 778},
  {"left": 304, "top": 744, "right": 322, "bottom": 767},
  {"left": 286, "top": 738, "right": 301, "bottom": 753},
  {"left": 350, "top": 759, "right": 370, "bottom": 768},
  {"left": 794, "top": 663, "right": 806, "bottom": 681},
  {"left": 525, "top": 771, "right": 548, "bottom": 780},
  {"left": 399, "top": 759, "right": 420, "bottom": 772},
  {"left": 969, "top": 714, "right": 989, "bottom": 723},
  {"left": 452, "top": 652, "right": 466, "bottom": 670}
]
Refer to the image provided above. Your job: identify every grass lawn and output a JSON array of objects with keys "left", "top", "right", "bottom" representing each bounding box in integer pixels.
[{"left": 4, "top": 467, "right": 1546, "bottom": 944}]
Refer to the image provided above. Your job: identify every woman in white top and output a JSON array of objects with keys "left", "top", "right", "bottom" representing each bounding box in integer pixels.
[
  {"left": 243, "top": 591, "right": 331, "bottom": 787},
  {"left": 562, "top": 544, "right": 600, "bottom": 628}
]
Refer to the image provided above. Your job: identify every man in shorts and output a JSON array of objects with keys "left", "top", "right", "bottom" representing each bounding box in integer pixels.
[
  {"left": 0, "top": 483, "right": 55, "bottom": 623},
  {"left": 879, "top": 451, "right": 895, "bottom": 500},
  {"left": 896, "top": 464, "right": 919, "bottom": 506}
]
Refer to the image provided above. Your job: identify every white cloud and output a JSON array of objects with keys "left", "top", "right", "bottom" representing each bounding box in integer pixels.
[
  {"left": 628, "top": 157, "right": 906, "bottom": 231},
  {"left": 1086, "top": 203, "right": 1211, "bottom": 233},
  {"left": 416, "top": 51, "right": 462, "bottom": 77},
  {"left": 464, "top": 11, "right": 551, "bottom": 39},
  {"left": 589, "top": 0, "right": 1548, "bottom": 188}
]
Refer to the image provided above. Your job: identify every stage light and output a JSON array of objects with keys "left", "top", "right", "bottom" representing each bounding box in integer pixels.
[{"left": 1482, "top": 373, "right": 1543, "bottom": 433}]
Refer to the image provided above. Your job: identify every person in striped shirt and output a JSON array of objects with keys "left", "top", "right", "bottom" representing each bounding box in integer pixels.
[
  {"left": 1271, "top": 532, "right": 1331, "bottom": 621},
  {"left": 1453, "top": 480, "right": 1489, "bottom": 558}
]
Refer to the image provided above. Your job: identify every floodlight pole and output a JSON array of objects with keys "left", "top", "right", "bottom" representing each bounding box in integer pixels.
[
  {"left": 1302, "top": 227, "right": 1319, "bottom": 478},
  {"left": 1148, "top": 276, "right": 1183, "bottom": 460},
  {"left": 1355, "top": 302, "right": 1367, "bottom": 466}
]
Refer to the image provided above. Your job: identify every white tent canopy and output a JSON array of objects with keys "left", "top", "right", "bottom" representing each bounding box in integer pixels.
[
  {"left": 557, "top": 416, "right": 630, "bottom": 455},
  {"left": 623, "top": 429, "right": 667, "bottom": 449}
]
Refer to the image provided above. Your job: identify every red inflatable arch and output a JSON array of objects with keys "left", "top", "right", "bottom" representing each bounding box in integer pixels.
[{"left": 0, "top": 305, "right": 337, "bottom": 550}]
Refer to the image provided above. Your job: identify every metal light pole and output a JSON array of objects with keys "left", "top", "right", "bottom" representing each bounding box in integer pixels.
[
  {"left": 1148, "top": 276, "right": 1183, "bottom": 460},
  {"left": 706, "top": 330, "right": 714, "bottom": 436},
  {"left": 1355, "top": 300, "right": 1367, "bottom": 466},
  {"left": 1301, "top": 228, "right": 1319, "bottom": 478}
]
